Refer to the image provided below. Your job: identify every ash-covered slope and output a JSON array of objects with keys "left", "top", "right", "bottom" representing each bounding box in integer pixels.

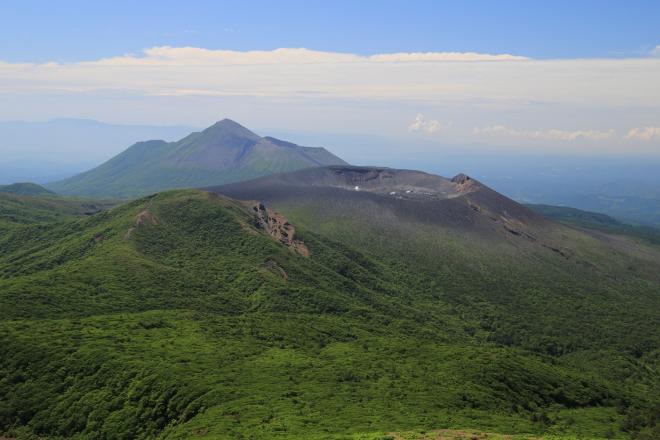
[
  {"left": 48, "top": 119, "right": 347, "bottom": 198},
  {"left": 209, "top": 165, "right": 551, "bottom": 238}
]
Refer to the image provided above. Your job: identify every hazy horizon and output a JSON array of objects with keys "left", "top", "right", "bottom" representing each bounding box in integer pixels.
[
  {"left": 1, "top": 1, "right": 659, "bottom": 223},
  {"left": 3, "top": 116, "right": 660, "bottom": 226},
  {"left": 2, "top": 1, "right": 660, "bottom": 159}
]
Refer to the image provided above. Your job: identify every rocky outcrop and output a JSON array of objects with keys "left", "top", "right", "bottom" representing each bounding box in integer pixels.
[
  {"left": 251, "top": 203, "right": 309, "bottom": 256},
  {"left": 451, "top": 173, "right": 480, "bottom": 194}
]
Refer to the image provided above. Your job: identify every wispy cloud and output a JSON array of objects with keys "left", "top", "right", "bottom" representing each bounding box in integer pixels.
[
  {"left": 369, "top": 51, "right": 527, "bottom": 62},
  {"left": 650, "top": 45, "right": 660, "bottom": 57},
  {"left": 0, "top": 46, "right": 657, "bottom": 108},
  {"left": 473, "top": 125, "right": 615, "bottom": 141},
  {"left": 408, "top": 114, "right": 451, "bottom": 133},
  {"left": 86, "top": 47, "right": 527, "bottom": 67},
  {"left": 1, "top": 46, "right": 659, "bottom": 153},
  {"left": 626, "top": 127, "right": 660, "bottom": 140}
]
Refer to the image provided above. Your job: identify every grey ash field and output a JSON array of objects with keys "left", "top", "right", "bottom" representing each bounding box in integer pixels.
[{"left": 1, "top": 121, "right": 659, "bottom": 440}]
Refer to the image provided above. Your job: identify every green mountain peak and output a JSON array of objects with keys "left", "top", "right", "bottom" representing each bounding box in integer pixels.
[
  {"left": 0, "top": 181, "right": 54, "bottom": 196},
  {"left": 47, "top": 119, "right": 348, "bottom": 198}
]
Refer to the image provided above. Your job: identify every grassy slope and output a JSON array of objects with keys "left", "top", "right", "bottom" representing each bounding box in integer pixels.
[
  {"left": 214, "top": 189, "right": 660, "bottom": 437},
  {"left": 0, "top": 191, "right": 658, "bottom": 439},
  {"left": 47, "top": 145, "right": 342, "bottom": 198},
  {"left": 209, "top": 186, "right": 660, "bottom": 355},
  {"left": 0, "top": 182, "right": 54, "bottom": 196},
  {"left": 0, "top": 192, "right": 116, "bottom": 228}
]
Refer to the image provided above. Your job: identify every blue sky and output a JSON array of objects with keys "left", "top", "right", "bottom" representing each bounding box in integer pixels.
[
  {"left": 3, "top": 0, "right": 660, "bottom": 62},
  {"left": 1, "top": 1, "right": 659, "bottom": 159}
]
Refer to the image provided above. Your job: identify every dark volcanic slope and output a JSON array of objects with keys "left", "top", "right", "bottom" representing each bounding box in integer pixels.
[
  {"left": 224, "top": 165, "right": 460, "bottom": 198},
  {"left": 48, "top": 119, "right": 348, "bottom": 198},
  {"left": 208, "top": 165, "right": 550, "bottom": 236}
]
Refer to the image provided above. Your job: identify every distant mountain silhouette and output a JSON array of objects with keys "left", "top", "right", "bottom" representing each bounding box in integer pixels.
[
  {"left": 48, "top": 119, "right": 347, "bottom": 197},
  {"left": 0, "top": 182, "right": 54, "bottom": 196}
]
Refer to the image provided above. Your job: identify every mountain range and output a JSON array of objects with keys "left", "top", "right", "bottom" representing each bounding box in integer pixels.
[
  {"left": 48, "top": 119, "right": 347, "bottom": 198},
  {"left": 1, "top": 121, "right": 659, "bottom": 440}
]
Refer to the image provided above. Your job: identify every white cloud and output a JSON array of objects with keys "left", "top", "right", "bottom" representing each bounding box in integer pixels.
[
  {"left": 625, "top": 127, "right": 660, "bottom": 140},
  {"left": 473, "top": 125, "right": 615, "bottom": 141},
  {"left": 1, "top": 46, "right": 659, "bottom": 107},
  {"left": 369, "top": 51, "right": 527, "bottom": 62},
  {"left": 408, "top": 114, "right": 451, "bottom": 133},
  {"left": 650, "top": 46, "right": 660, "bottom": 57},
  {"left": 86, "top": 47, "right": 526, "bottom": 67},
  {"left": 1, "top": 46, "right": 660, "bottom": 154}
]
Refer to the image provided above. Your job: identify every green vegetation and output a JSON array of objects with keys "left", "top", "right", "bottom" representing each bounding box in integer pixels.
[
  {"left": 0, "top": 192, "right": 116, "bottom": 228},
  {"left": 526, "top": 204, "right": 660, "bottom": 245},
  {"left": 0, "top": 182, "right": 54, "bottom": 196},
  {"left": 47, "top": 119, "right": 346, "bottom": 198},
  {"left": 1, "top": 190, "right": 658, "bottom": 439}
]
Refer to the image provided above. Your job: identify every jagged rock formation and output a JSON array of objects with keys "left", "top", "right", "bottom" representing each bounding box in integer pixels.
[{"left": 251, "top": 202, "right": 309, "bottom": 256}]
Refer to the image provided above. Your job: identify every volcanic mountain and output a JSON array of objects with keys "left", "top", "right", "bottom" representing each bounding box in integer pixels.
[
  {"left": 208, "top": 165, "right": 660, "bottom": 263},
  {"left": 210, "top": 165, "right": 660, "bottom": 353},
  {"left": 1, "top": 168, "right": 659, "bottom": 438},
  {"left": 48, "top": 119, "right": 347, "bottom": 198},
  {"left": 209, "top": 165, "right": 551, "bottom": 239}
]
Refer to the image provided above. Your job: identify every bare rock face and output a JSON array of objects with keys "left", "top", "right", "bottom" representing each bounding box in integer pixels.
[
  {"left": 451, "top": 173, "right": 480, "bottom": 194},
  {"left": 251, "top": 202, "right": 309, "bottom": 256},
  {"left": 451, "top": 173, "right": 471, "bottom": 184}
]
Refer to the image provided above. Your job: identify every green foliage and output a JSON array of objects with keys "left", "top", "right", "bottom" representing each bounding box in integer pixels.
[
  {"left": 0, "top": 182, "right": 54, "bottom": 196},
  {"left": 47, "top": 120, "right": 347, "bottom": 198},
  {"left": 0, "top": 192, "right": 116, "bottom": 229},
  {"left": 0, "top": 190, "right": 658, "bottom": 439}
]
